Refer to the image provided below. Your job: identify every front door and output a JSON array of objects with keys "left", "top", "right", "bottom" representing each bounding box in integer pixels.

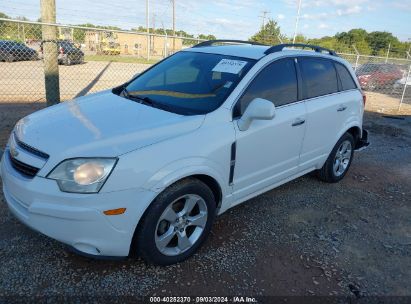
[{"left": 231, "top": 58, "right": 306, "bottom": 204}]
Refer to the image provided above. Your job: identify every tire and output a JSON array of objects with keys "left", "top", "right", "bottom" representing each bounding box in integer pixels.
[
  {"left": 65, "top": 57, "right": 72, "bottom": 66},
  {"left": 134, "top": 178, "right": 216, "bottom": 265},
  {"left": 317, "top": 132, "right": 355, "bottom": 183}
]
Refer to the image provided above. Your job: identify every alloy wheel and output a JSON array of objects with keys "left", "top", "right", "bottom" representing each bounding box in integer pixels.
[
  {"left": 333, "top": 140, "right": 352, "bottom": 177},
  {"left": 155, "top": 194, "right": 208, "bottom": 256}
]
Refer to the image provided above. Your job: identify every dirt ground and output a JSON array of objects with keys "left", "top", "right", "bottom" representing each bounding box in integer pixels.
[
  {"left": 0, "top": 61, "right": 150, "bottom": 102},
  {"left": 0, "top": 92, "right": 410, "bottom": 300}
]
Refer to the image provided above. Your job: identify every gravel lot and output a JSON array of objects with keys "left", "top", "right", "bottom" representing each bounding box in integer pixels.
[
  {"left": 0, "top": 94, "right": 410, "bottom": 300},
  {"left": 0, "top": 61, "right": 150, "bottom": 102}
]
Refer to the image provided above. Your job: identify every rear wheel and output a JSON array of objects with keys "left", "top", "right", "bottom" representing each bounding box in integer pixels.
[
  {"left": 317, "top": 133, "right": 354, "bottom": 183},
  {"left": 134, "top": 178, "right": 216, "bottom": 265}
]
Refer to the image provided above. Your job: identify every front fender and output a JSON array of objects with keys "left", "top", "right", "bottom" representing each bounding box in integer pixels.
[{"left": 144, "top": 157, "right": 229, "bottom": 197}]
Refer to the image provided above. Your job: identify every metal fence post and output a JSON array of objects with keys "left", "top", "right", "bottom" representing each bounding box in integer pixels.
[
  {"left": 398, "top": 63, "right": 411, "bottom": 112},
  {"left": 352, "top": 45, "right": 360, "bottom": 71},
  {"left": 41, "top": 0, "right": 60, "bottom": 105}
]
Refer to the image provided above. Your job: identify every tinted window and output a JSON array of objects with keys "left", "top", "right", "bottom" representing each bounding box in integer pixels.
[
  {"left": 335, "top": 63, "right": 357, "bottom": 91},
  {"left": 59, "top": 41, "right": 76, "bottom": 49},
  {"left": 300, "top": 58, "right": 338, "bottom": 99},
  {"left": 236, "top": 58, "right": 298, "bottom": 115}
]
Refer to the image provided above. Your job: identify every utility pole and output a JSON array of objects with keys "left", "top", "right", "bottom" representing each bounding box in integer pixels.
[
  {"left": 293, "top": 0, "right": 302, "bottom": 44},
  {"left": 146, "top": 0, "right": 150, "bottom": 60},
  {"left": 152, "top": 13, "right": 156, "bottom": 53},
  {"left": 40, "top": 0, "right": 60, "bottom": 105},
  {"left": 259, "top": 10, "right": 269, "bottom": 44},
  {"left": 172, "top": 0, "right": 175, "bottom": 53},
  {"left": 385, "top": 42, "right": 391, "bottom": 63}
]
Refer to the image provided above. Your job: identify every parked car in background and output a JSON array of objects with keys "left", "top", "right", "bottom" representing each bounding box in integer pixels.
[
  {"left": 40, "top": 40, "right": 84, "bottom": 65},
  {"left": 356, "top": 63, "right": 403, "bottom": 91},
  {"left": 0, "top": 40, "right": 38, "bottom": 62},
  {"left": 0, "top": 41, "right": 369, "bottom": 265},
  {"left": 393, "top": 75, "right": 411, "bottom": 94}
]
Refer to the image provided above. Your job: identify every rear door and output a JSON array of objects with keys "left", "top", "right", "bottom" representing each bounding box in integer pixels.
[{"left": 298, "top": 57, "right": 354, "bottom": 170}]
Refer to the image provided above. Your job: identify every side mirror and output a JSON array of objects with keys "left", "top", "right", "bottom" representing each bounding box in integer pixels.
[{"left": 237, "top": 98, "right": 276, "bottom": 131}]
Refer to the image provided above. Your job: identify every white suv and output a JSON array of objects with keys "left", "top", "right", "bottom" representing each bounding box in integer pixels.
[{"left": 0, "top": 41, "right": 369, "bottom": 265}]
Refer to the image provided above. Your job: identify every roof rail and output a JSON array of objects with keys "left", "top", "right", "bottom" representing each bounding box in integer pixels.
[
  {"left": 264, "top": 43, "right": 337, "bottom": 56},
  {"left": 193, "top": 40, "right": 267, "bottom": 48}
]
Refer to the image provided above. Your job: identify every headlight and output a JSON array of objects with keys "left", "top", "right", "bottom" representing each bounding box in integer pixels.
[{"left": 47, "top": 158, "right": 117, "bottom": 193}]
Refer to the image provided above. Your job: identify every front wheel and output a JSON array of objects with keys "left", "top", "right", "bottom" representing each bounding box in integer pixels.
[
  {"left": 317, "top": 133, "right": 355, "bottom": 183},
  {"left": 133, "top": 178, "right": 216, "bottom": 265}
]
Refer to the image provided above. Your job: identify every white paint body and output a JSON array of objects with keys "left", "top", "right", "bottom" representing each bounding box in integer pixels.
[{"left": 0, "top": 46, "right": 364, "bottom": 257}]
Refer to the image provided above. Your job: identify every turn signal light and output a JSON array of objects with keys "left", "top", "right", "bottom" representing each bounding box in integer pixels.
[{"left": 103, "top": 208, "right": 126, "bottom": 215}]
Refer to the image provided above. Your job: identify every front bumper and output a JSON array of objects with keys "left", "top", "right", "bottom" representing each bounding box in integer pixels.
[{"left": 0, "top": 149, "right": 157, "bottom": 257}]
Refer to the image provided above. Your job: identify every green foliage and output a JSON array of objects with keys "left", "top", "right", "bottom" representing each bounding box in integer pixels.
[
  {"left": 249, "top": 19, "right": 285, "bottom": 45},
  {"left": 1, "top": 10, "right": 410, "bottom": 58},
  {"left": 248, "top": 21, "right": 410, "bottom": 58}
]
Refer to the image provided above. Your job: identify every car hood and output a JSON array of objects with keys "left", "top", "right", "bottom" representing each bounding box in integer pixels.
[{"left": 14, "top": 90, "right": 205, "bottom": 160}]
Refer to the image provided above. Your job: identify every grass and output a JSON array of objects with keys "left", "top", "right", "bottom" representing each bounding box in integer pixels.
[{"left": 85, "top": 55, "right": 159, "bottom": 64}]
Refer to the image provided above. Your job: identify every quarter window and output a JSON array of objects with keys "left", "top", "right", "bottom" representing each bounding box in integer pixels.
[
  {"left": 300, "top": 58, "right": 338, "bottom": 99},
  {"left": 335, "top": 63, "right": 357, "bottom": 91},
  {"left": 236, "top": 58, "right": 298, "bottom": 115}
]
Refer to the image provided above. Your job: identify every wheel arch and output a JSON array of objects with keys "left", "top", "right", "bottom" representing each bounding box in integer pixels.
[
  {"left": 335, "top": 121, "right": 362, "bottom": 147},
  {"left": 345, "top": 126, "right": 361, "bottom": 146},
  {"left": 129, "top": 173, "right": 223, "bottom": 257}
]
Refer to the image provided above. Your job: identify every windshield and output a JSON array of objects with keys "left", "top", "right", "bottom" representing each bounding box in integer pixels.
[{"left": 123, "top": 51, "right": 255, "bottom": 115}]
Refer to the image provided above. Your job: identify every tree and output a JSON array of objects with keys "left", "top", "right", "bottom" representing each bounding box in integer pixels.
[
  {"left": 198, "top": 34, "right": 216, "bottom": 41},
  {"left": 292, "top": 34, "right": 307, "bottom": 44},
  {"left": 366, "top": 31, "right": 398, "bottom": 55},
  {"left": 249, "top": 19, "right": 285, "bottom": 45}
]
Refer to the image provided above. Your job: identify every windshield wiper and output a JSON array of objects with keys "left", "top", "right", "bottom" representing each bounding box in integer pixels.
[{"left": 122, "top": 88, "right": 173, "bottom": 112}]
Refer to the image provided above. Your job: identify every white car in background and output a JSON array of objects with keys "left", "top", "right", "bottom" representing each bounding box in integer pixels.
[
  {"left": 0, "top": 41, "right": 369, "bottom": 265},
  {"left": 393, "top": 76, "right": 411, "bottom": 92}
]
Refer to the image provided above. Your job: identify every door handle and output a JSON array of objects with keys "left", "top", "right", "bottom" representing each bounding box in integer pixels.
[
  {"left": 337, "top": 105, "right": 347, "bottom": 112},
  {"left": 292, "top": 118, "right": 305, "bottom": 127}
]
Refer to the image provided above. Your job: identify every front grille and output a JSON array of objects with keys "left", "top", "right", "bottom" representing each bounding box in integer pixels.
[
  {"left": 8, "top": 151, "right": 40, "bottom": 177},
  {"left": 14, "top": 134, "right": 49, "bottom": 159}
]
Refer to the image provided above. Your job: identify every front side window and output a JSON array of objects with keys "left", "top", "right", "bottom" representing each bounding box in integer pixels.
[
  {"left": 335, "top": 62, "right": 357, "bottom": 91},
  {"left": 235, "top": 58, "right": 298, "bottom": 116},
  {"left": 124, "top": 51, "right": 255, "bottom": 115},
  {"left": 300, "top": 58, "right": 338, "bottom": 99}
]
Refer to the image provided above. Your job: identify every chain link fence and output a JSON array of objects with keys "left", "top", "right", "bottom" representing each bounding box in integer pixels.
[
  {"left": 339, "top": 53, "right": 411, "bottom": 108},
  {"left": 0, "top": 19, "right": 202, "bottom": 103},
  {"left": 1, "top": 18, "right": 410, "bottom": 109}
]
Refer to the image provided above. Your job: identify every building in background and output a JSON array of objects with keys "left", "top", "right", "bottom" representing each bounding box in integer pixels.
[{"left": 84, "top": 30, "right": 183, "bottom": 57}]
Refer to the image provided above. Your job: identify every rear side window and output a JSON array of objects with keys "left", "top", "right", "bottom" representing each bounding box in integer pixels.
[
  {"left": 335, "top": 63, "right": 357, "bottom": 91},
  {"left": 300, "top": 58, "right": 338, "bottom": 99},
  {"left": 236, "top": 58, "right": 298, "bottom": 115}
]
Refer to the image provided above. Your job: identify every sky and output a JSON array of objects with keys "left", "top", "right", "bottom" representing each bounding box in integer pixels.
[{"left": 0, "top": 0, "right": 410, "bottom": 41}]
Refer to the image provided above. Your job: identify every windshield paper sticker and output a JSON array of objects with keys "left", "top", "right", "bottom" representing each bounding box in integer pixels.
[{"left": 212, "top": 59, "right": 248, "bottom": 74}]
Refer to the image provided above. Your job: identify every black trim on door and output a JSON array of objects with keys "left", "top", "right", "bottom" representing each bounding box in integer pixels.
[
  {"left": 229, "top": 142, "right": 236, "bottom": 185},
  {"left": 294, "top": 58, "right": 303, "bottom": 101}
]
